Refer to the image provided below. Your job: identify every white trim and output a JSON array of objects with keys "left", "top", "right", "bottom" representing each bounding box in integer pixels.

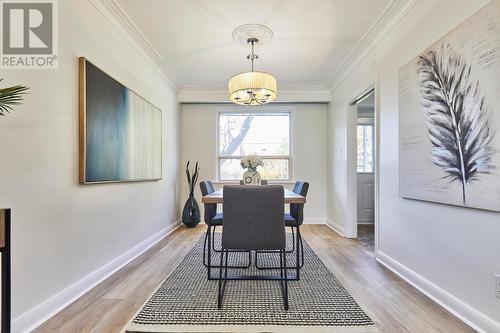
[
  {"left": 376, "top": 251, "right": 500, "bottom": 333},
  {"left": 326, "top": 219, "right": 346, "bottom": 237},
  {"left": 13, "top": 220, "right": 182, "bottom": 333},
  {"left": 357, "top": 220, "right": 374, "bottom": 224},
  {"left": 373, "top": 80, "right": 381, "bottom": 256},
  {"left": 345, "top": 104, "right": 358, "bottom": 239},
  {"left": 215, "top": 109, "right": 293, "bottom": 182},
  {"left": 89, "top": 0, "right": 178, "bottom": 89},
  {"left": 327, "top": 0, "right": 418, "bottom": 89},
  {"left": 178, "top": 85, "right": 332, "bottom": 103}
]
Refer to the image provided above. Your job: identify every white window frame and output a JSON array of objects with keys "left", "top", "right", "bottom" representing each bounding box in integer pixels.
[
  {"left": 216, "top": 107, "right": 294, "bottom": 183},
  {"left": 356, "top": 118, "right": 374, "bottom": 174}
]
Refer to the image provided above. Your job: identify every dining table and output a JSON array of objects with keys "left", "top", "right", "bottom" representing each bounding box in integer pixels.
[
  {"left": 201, "top": 188, "right": 306, "bottom": 204},
  {"left": 200, "top": 185, "right": 306, "bottom": 281}
]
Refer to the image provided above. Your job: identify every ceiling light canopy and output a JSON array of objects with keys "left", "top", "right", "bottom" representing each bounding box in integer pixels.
[{"left": 228, "top": 25, "right": 277, "bottom": 106}]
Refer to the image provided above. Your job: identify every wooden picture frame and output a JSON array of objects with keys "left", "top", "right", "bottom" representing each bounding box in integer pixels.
[{"left": 79, "top": 57, "right": 162, "bottom": 184}]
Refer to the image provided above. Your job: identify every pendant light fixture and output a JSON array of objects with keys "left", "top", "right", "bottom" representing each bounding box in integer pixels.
[{"left": 228, "top": 25, "right": 277, "bottom": 106}]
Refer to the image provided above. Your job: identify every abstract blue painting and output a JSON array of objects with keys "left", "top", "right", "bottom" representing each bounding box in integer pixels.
[{"left": 79, "top": 58, "right": 162, "bottom": 183}]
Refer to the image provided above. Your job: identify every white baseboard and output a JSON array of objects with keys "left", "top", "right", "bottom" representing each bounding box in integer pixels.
[
  {"left": 13, "top": 220, "right": 182, "bottom": 333},
  {"left": 326, "top": 219, "right": 346, "bottom": 237},
  {"left": 376, "top": 251, "right": 500, "bottom": 333},
  {"left": 357, "top": 220, "right": 374, "bottom": 225}
]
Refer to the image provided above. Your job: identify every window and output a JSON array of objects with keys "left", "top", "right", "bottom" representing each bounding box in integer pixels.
[
  {"left": 218, "top": 112, "right": 290, "bottom": 181},
  {"left": 357, "top": 124, "right": 373, "bottom": 173}
]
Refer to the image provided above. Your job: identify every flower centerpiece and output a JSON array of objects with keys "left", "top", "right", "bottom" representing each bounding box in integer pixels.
[{"left": 240, "top": 154, "right": 263, "bottom": 185}]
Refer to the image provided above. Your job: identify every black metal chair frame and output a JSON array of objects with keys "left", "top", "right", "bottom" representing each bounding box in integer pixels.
[
  {"left": 218, "top": 248, "right": 289, "bottom": 310},
  {"left": 254, "top": 225, "right": 304, "bottom": 278},
  {"left": 202, "top": 224, "right": 252, "bottom": 272},
  {"left": 200, "top": 180, "right": 252, "bottom": 280},
  {"left": 254, "top": 181, "right": 309, "bottom": 278},
  {"left": 217, "top": 185, "right": 290, "bottom": 310}
]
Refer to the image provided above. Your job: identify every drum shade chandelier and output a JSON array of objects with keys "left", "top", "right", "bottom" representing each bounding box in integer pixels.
[{"left": 228, "top": 25, "right": 277, "bottom": 106}]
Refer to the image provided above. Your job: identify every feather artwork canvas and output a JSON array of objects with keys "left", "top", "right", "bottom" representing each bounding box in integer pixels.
[{"left": 399, "top": 1, "right": 500, "bottom": 211}]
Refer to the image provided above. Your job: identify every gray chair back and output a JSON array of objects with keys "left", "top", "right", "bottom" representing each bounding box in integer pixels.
[
  {"left": 222, "top": 185, "right": 285, "bottom": 251},
  {"left": 290, "top": 181, "right": 309, "bottom": 225},
  {"left": 200, "top": 180, "right": 217, "bottom": 224}
]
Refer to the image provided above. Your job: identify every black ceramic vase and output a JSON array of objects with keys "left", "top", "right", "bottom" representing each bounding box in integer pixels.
[
  {"left": 182, "top": 194, "right": 200, "bottom": 227},
  {"left": 182, "top": 161, "right": 201, "bottom": 227}
]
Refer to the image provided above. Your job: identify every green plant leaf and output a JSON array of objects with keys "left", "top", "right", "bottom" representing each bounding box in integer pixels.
[{"left": 0, "top": 80, "right": 30, "bottom": 116}]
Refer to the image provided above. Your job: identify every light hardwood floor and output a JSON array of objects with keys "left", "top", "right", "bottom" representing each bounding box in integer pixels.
[{"left": 34, "top": 225, "right": 475, "bottom": 333}]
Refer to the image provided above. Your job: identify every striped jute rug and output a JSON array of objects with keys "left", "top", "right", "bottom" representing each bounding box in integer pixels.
[{"left": 125, "top": 233, "right": 378, "bottom": 332}]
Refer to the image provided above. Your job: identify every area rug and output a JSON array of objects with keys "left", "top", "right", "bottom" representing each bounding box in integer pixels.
[{"left": 125, "top": 233, "right": 378, "bottom": 332}]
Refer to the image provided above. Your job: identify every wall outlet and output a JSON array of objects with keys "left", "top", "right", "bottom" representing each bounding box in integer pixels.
[{"left": 496, "top": 274, "right": 500, "bottom": 299}]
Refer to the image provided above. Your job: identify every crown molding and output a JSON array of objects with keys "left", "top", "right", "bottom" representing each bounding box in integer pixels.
[
  {"left": 327, "top": 0, "right": 419, "bottom": 90},
  {"left": 89, "top": 0, "right": 419, "bottom": 93},
  {"left": 89, "top": 0, "right": 179, "bottom": 90},
  {"left": 178, "top": 84, "right": 331, "bottom": 104}
]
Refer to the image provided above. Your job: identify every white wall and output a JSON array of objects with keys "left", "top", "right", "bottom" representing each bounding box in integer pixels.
[
  {"left": 327, "top": 0, "right": 500, "bottom": 331},
  {"left": 0, "top": 1, "right": 180, "bottom": 331},
  {"left": 181, "top": 104, "right": 327, "bottom": 223}
]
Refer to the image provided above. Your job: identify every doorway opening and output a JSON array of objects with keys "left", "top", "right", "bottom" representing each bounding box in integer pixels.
[{"left": 354, "top": 89, "right": 375, "bottom": 255}]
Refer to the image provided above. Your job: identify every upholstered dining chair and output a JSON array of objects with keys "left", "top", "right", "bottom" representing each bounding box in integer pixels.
[
  {"left": 255, "top": 181, "right": 309, "bottom": 279},
  {"left": 286, "top": 181, "right": 309, "bottom": 278},
  {"left": 218, "top": 185, "right": 289, "bottom": 310},
  {"left": 200, "top": 181, "right": 250, "bottom": 279}
]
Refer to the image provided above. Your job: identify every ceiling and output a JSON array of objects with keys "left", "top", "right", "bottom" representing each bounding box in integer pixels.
[{"left": 116, "top": 0, "right": 391, "bottom": 88}]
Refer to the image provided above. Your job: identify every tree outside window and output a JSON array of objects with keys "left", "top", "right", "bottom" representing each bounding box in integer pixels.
[{"left": 218, "top": 113, "right": 290, "bottom": 181}]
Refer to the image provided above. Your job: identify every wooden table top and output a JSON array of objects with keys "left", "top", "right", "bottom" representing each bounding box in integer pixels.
[{"left": 201, "top": 188, "right": 306, "bottom": 204}]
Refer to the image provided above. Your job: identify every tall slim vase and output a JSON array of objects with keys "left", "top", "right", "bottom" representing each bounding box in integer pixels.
[{"left": 182, "top": 194, "right": 200, "bottom": 227}]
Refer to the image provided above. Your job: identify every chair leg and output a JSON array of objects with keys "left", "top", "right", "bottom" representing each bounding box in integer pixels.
[
  {"left": 254, "top": 228, "right": 297, "bottom": 270},
  {"left": 202, "top": 225, "right": 209, "bottom": 266},
  {"left": 282, "top": 249, "right": 289, "bottom": 310},
  {"left": 206, "top": 227, "right": 251, "bottom": 269},
  {"left": 279, "top": 250, "right": 284, "bottom": 282},
  {"left": 279, "top": 250, "right": 284, "bottom": 298},
  {"left": 212, "top": 225, "right": 221, "bottom": 252},
  {"left": 224, "top": 249, "right": 229, "bottom": 284},
  {"left": 299, "top": 230, "right": 305, "bottom": 269},
  {"left": 217, "top": 249, "right": 225, "bottom": 308},
  {"left": 296, "top": 226, "right": 301, "bottom": 280},
  {"left": 289, "top": 226, "right": 295, "bottom": 253},
  {"left": 207, "top": 226, "right": 212, "bottom": 279}
]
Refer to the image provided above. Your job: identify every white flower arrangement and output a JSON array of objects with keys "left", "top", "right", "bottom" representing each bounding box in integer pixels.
[{"left": 240, "top": 154, "right": 264, "bottom": 171}]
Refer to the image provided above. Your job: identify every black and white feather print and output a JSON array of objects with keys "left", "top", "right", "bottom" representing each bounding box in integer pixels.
[{"left": 417, "top": 44, "right": 495, "bottom": 205}]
